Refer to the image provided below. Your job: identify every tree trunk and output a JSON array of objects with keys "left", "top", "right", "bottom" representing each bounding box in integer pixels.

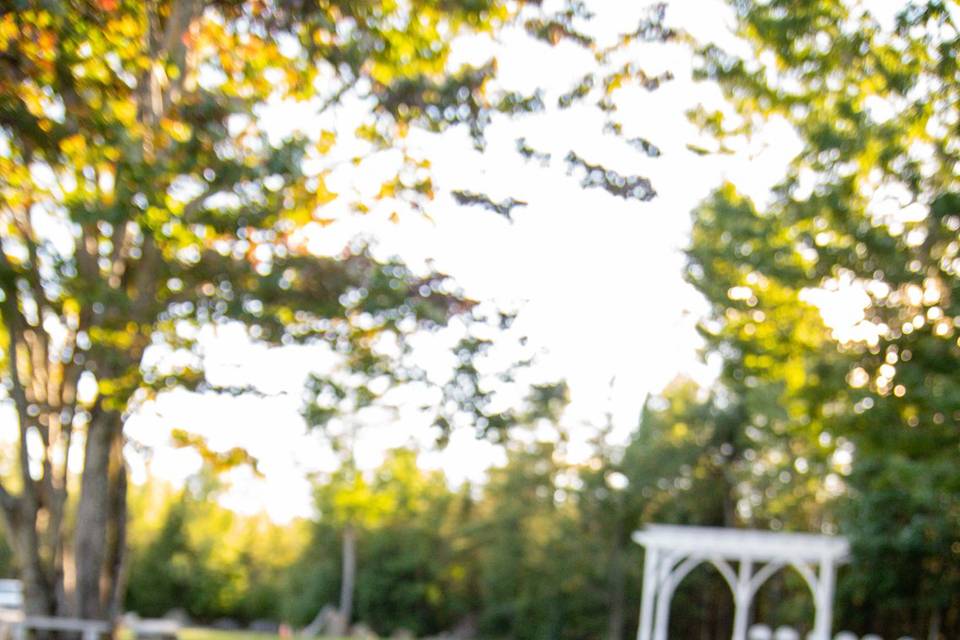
[
  {"left": 75, "top": 410, "right": 126, "bottom": 620},
  {"left": 335, "top": 524, "right": 358, "bottom": 637},
  {"left": 607, "top": 527, "right": 625, "bottom": 640},
  {"left": 0, "top": 478, "right": 58, "bottom": 619},
  {"left": 17, "top": 520, "right": 56, "bottom": 617},
  {"left": 928, "top": 608, "right": 941, "bottom": 640},
  {"left": 105, "top": 457, "right": 128, "bottom": 622}
]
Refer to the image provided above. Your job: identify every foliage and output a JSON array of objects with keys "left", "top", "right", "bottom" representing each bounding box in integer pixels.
[
  {"left": 120, "top": 433, "right": 646, "bottom": 639},
  {"left": 31, "top": 0, "right": 960, "bottom": 634},
  {"left": 125, "top": 473, "right": 306, "bottom": 623},
  {"left": 0, "top": 0, "right": 516, "bottom": 618},
  {"left": 0, "top": 0, "right": 684, "bottom": 619},
  {"left": 688, "top": 1, "right": 960, "bottom": 635},
  {"left": 627, "top": 378, "right": 821, "bottom": 636},
  {"left": 278, "top": 443, "right": 619, "bottom": 640},
  {"left": 687, "top": 187, "right": 851, "bottom": 532},
  {"left": 119, "top": 365, "right": 927, "bottom": 640},
  {"left": 284, "top": 448, "right": 472, "bottom": 637}
]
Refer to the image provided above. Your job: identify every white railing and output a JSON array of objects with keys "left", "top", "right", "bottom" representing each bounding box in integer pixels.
[
  {"left": 11, "top": 616, "right": 111, "bottom": 640},
  {"left": 0, "top": 612, "right": 180, "bottom": 640}
]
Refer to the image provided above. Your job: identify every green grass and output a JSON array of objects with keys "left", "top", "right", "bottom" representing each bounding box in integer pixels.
[
  {"left": 180, "top": 629, "right": 284, "bottom": 640},
  {"left": 177, "top": 628, "right": 348, "bottom": 640},
  {"left": 118, "top": 624, "right": 349, "bottom": 640}
]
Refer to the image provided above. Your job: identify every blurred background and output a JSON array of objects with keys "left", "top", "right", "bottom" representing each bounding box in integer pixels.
[{"left": 0, "top": 0, "right": 957, "bottom": 639}]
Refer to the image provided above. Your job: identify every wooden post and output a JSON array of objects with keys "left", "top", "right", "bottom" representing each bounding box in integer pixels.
[
  {"left": 732, "top": 558, "right": 753, "bottom": 640},
  {"left": 637, "top": 546, "right": 659, "bottom": 640},
  {"left": 812, "top": 557, "right": 836, "bottom": 640}
]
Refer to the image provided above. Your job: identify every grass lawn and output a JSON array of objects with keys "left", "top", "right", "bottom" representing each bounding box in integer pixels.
[
  {"left": 177, "top": 628, "right": 348, "bottom": 640},
  {"left": 180, "top": 629, "right": 286, "bottom": 640},
  {"left": 117, "top": 624, "right": 350, "bottom": 640}
]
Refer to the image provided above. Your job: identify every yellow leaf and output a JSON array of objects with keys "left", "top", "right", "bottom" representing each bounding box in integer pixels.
[
  {"left": 377, "top": 179, "right": 397, "bottom": 199},
  {"left": 313, "top": 173, "right": 337, "bottom": 205},
  {"left": 160, "top": 117, "right": 192, "bottom": 143},
  {"left": 60, "top": 134, "right": 87, "bottom": 157},
  {"left": 63, "top": 298, "right": 80, "bottom": 320},
  {"left": 0, "top": 15, "right": 17, "bottom": 53},
  {"left": 317, "top": 130, "right": 336, "bottom": 154},
  {"left": 37, "top": 30, "right": 57, "bottom": 55},
  {"left": 112, "top": 99, "right": 137, "bottom": 124}
]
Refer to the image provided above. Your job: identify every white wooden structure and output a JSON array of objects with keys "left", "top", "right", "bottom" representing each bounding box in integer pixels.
[
  {"left": 633, "top": 525, "right": 850, "bottom": 640},
  {"left": 0, "top": 609, "right": 179, "bottom": 640},
  {"left": 127, "top": 617, "right": 181, "bottom": 640},
  {"left": 10, "top": 616, "right": 111, "bottom": 640}
]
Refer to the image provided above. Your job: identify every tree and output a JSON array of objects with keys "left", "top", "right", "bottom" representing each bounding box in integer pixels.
[
  {"left": 0, "top": 0, "right": 542, "bottom": 621},
  {"left": 693, "top": 1, "right": 960, "bottom": 635},
  {"left": 576, "top": 420, "right": 630, "bottom": 640},
  {"left": 124, "top": 471, "right": 306, "bottom": 623},
  {"left": 299, "top": 307, "right": 497, "bottom": 634},
  {"left": 687, "top": 187, "right": 852, "bottom": 533},
  {"left": 0, "top": 0, "right": 683, "bottom": 622},
  {"left": 469, "top": 441, "right": 579, "bottom": 640},
  {"left": 287, "top": 449, "right": 465, "bottom": 638},
  {"left": 310, "top": 459, "right": 390, "bottom": 636},
  {"left": 301, "top": 317, "right": 570, "bottom": 632},
  {"left": 621, "top": 378, "right": 741, "bottom": 639}
]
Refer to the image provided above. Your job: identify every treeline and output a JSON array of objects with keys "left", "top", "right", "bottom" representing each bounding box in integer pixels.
[
  {"left": 124, "top": 476, "right": 304, "bottom": 624},
  {"left": 116, "top": 391, "right": 879, "bottom": 640},
  {"left": 123, "top": 446, "right": 642, "bottom": 639}
]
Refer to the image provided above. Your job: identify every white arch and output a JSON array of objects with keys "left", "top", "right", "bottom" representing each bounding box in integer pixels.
[
  {"left": 788, "top": 562, "right": 819, "bottom": 599},
  {"left": 664, "top": 555, "right": 739, "bottom": 595},
  {"left": 653, "top": 556, "right": 739, "bottom": 640},
  {"left": 748, "top": 560, "right": 819, "bottom": 602},
  {"left": 748, "top": 561, "right": 786, "bottom": 596},
  {"left": 745, "top": 560, "right": 823, "bottom": 635},
  {"left": 634, "top": 525, "right": 849, "bottom": 640}
]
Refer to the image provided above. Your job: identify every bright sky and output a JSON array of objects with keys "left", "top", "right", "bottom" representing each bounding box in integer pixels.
[{"left": 120, "top": 0, "right": 812, "bottom": 522}]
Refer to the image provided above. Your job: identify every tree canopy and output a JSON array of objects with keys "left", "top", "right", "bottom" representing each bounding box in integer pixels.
[
  {"left": 691, "top": 1, "right": 960, "bottom": 635},
  {"left": 0, "top": 0, "right": 679, "bottom": 622}
]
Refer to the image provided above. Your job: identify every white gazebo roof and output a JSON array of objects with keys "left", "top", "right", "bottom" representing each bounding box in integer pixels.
[{"left": 632, "top": 524, "right": 851, "bottom": 563}]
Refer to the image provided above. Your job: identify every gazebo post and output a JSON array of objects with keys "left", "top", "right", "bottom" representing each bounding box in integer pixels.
[
  {"left": 812, "top": 556, "right": 836, "bottom": 640},
  {"left": 731, "top": 557, "right": 752, "bottom": 640},
  {"left": 652, "top": 565, "right": 675, "bottom": 640},
  {"left": 637, "top": 546, "right": 659, "bottom": 640}
]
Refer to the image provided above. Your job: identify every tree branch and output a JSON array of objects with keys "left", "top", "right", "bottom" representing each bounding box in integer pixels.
[
  {"left": 130, "top": 234, "right": 161, "bottom": 323},
  {"left": 2, "top": 304, "right": 40, "bottom": 534},
  {"left": 0, "top": 481, "right": 18, "bottom": 519}
]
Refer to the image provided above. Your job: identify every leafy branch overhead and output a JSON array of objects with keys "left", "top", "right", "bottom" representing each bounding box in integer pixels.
[
  {"left": 301, "top": 298, "right": 568, "bottom": 448},
  {"left": 451, "top": 190, "right": 527, "bottom": 221},
  {"left": 0, "top": 0, "right": 625, "bottom": 620},
  {"left": 170, "top": 429, "right": 262, "bottom": 477},
  {"left": 450, "top": 2, "right": 677, "bottom": 217}
]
